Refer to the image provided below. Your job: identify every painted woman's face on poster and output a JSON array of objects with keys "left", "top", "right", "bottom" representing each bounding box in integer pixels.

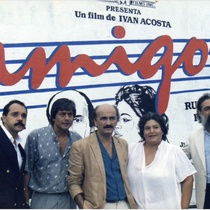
[{"left": 115, "top": 100, "right": 141, "bottom": 143}]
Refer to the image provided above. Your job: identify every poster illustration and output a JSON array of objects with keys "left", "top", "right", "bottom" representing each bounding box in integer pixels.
[{"left": 0, "top": 1, "right": 210, "bottom": 205}]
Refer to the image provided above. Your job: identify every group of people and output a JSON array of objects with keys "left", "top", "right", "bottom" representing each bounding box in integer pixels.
[{"left": 0, "top": 92, "right": 210, "bottom": 209}]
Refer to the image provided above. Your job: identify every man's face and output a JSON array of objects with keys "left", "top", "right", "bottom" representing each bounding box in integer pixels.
[
  {"left": 48, "top": 90, "right": 91, "bottom": 138},
  {"left": 2, "top": 103, "right": 27, "bottom": 137},
  {"left": 115, "top": 100, "right": 140, "bottom": 142},
  {"left": 199, "top": 99, "right": 210, "bottom": 129},
  {"left": 94, "top": 105, "right": 118, "bottom": 136},
  {"left": 53, "top": 110, "right": 74, "bottom": 131}
]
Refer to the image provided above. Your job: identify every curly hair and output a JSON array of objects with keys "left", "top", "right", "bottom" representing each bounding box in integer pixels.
[{"left": 138, "top": 112, "right": 169, "bottom": 141}]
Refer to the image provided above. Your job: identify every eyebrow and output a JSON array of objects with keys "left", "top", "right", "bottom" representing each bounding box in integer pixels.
[
  {"left": 121, "top": 113, "right": 132, "bottom": 117},
  {"left": 74, "top": 115, "right": 83, "bottom": 118}
]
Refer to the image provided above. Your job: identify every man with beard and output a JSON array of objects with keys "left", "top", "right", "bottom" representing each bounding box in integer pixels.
[
  {"left": 0, "top": 100, "right": 28, "bottom": 208},
  {"left": 184, "top": 93, "right": 210, "bottom": 209}
]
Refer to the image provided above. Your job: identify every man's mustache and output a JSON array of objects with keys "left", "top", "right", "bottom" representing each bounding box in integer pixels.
[
  {"left": 104, "top": 125, "right": 113, "bottom": 129},
  {"left": 14, "top": 121, "right": 26, "bottom": 129}
]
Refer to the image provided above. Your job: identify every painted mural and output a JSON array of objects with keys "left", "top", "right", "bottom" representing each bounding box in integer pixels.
[
  {"left": 0, "top": 1, "right": 209, "bottom": 150},
  {"left": 2, "top": 0, "right": 210, "bottom": 206}
]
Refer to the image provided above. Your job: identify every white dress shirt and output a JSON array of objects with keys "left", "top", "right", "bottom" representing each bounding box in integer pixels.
[{"left": 2, "top": 125, "right": 23, "bottom": 169}]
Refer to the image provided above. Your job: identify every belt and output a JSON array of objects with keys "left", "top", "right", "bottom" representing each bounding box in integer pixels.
[
  {"left": 106, "top": 199, "right": 126, "bottom": 203},
  {"left": 34, "top": 191, "right": 69, "bottom": 196},
  {"left": 40, "top": 192, "right": 68, "bottom": 195}
]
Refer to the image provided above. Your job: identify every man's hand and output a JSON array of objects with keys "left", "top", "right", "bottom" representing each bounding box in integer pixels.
[{"left": 74, "top": 193, "right": 84, "bottom": 209}]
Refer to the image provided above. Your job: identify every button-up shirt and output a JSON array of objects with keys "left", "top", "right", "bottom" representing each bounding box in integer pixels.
[
  {"left": 204, "top": 130, "right": 210, "bottom": 183},
  {"left": 25, "top": 125, "right": 81, "bottom": 193},
  {"left": 97, "top": 136, "right": 126, "bottom": 202}
]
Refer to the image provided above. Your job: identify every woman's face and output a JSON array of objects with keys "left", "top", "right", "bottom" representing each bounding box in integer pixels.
[
  {"left": 115, "top": 100, "right": 140, "bottom": 143},
  {"left": 143, "top": 119, "right": 163, "bottom": 146}
]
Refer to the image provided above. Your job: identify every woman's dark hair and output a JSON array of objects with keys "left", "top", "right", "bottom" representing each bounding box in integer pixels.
[
  {"left": 115, "top": 84, "right": 169, "bottom": 127},
  {"left": 49, "top": 98, "right": 76, "bottom": 125},
  {"left": 138, "top": 112, "right": 169, "bottom": 141},
  {"left": 115, "top": 85, "right": 156, "bottom": 118}
]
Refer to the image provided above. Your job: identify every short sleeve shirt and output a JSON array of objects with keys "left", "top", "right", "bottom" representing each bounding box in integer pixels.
[
  {"left": 127, "top": 141, "right": 196, "bottom": 209},
  {"left": 25, "top": 125, "right": 81, "bottom": 193}
]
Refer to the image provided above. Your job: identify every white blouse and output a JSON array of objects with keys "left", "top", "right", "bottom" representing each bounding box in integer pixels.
[{"left": 127, "top": 141, "right": 196, "bottom": 209}]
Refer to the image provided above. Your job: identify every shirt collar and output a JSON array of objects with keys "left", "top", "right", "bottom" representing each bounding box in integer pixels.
[
  {"left": 1, "top": 125, "right": 21, "bottom": 144},
  {"left": 204, "top": 129, "right": 210, "bottom": 136},
  {"left": 48, "top": 124, "right": 70, "bottom": 141}
]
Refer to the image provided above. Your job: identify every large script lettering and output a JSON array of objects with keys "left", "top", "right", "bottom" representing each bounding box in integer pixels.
[{"left": 0, "top": 26, "right": 208, "bottom": 113}]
